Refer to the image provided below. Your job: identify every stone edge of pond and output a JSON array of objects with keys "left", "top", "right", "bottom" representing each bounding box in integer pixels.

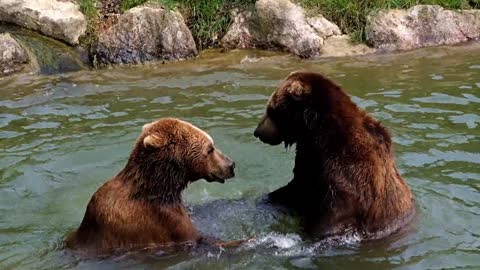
[
  {"left": 0, "top": 33, "right": 31, "bottom": 76},
  {"left": 0, "top": 0, "right": 479, "bottom": 76}
]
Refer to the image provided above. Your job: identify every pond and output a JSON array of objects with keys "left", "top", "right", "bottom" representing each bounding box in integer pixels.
[{"left": 0, "top": 44, "right": 479, "bottom": 269}]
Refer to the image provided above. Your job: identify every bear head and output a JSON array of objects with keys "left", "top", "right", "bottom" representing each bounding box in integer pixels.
[
  {"left": 139, "top": 118, "right": 235, "bottom": 184},
  {"left": 254, "top": 71, "right": 350, "bottom": 146}
]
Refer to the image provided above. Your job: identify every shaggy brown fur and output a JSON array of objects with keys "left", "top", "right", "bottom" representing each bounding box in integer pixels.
[
  {"left": 254, "top": 71, "right": 415, "bottom": 239},
  {"left": 66, "top": 118, "right": 235, "bottom": 252}
]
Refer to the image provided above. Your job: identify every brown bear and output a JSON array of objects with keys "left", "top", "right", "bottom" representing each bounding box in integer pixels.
[
  {"left": 66, "top": 118, "right": 236, "bottom": 252},
  {"left": 254, "top": 71, "right": 415, "bottom": 240}
]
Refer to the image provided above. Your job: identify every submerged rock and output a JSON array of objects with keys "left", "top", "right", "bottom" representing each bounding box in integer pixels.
[
  {"left": 0, "top": 0, "right": 86, "bottom": 45},
  {"left": 91, "top": 5, "right": 197, "bottom": 66},
  {"left": 366, "top": 5, "right": 480, "bottom": 51},
  {"left": 0, "top": 33, "right": 29, "bottom": 75},
  {"left": 222, "top": 0, "right": 343, "bottom": 58}
]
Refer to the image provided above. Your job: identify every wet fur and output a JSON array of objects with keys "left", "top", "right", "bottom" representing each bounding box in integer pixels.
[
  {"left": 261, "top": 72, "right": 415, "bottom": 239},
  {"left": 66, "top": 118, "right": 233, "bottom": 253}
]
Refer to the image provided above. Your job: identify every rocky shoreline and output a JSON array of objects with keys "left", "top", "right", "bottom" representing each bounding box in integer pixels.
[
  {"left": 1, "top": 0, "right": 479, "bottom": 76},
  {"left": 0, "top": 33, "right": 29, "bottom": 75}
]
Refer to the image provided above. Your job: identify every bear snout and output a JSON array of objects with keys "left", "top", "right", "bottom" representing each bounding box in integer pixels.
[
  {"left": 228, "top": 160, "right": 235, "bottom": 177},
  {"left": 254, "top": 115, "right": 283, "bottom": 146},
  {"left": 205, "top": 153, "right": 236, "bottom": 183},
  {"left": 253, "top": 127, "right": 261, "bottom": 138},
  {"left": 223, "top": 156, "right": 235, "bottom": 178}
]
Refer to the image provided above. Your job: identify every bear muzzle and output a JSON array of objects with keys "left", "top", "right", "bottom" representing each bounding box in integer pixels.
[
  {"left": 205, "top": 153, "right": 235, "bottom": 183},
  {"left": 254, "top": 115, "right": 283, "bottom": 146}
]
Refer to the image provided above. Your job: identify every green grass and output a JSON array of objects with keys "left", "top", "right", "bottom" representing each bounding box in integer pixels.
[
  {"left": 120, "top": 0, "right": 148, "bottom": 11},
  {"left": 119, "top": 0, "right": 254, "bottom": 49},
  {"left": 298, "top": 0, "right": 480, "bottom": 43},
  {"left": 180, "top": 0, "right": 256, "bottom": 49},
  {"left": 79, "top": 0, "right": 480, "bottom": 49},
  {"left": 79, "top": 0, "right": 98, "bottom": 19},
  {"left": 120, "top": 0, "right": 178, "bottom": 10},
  {"left": 78, "top": 0, "right": 99, "bottom": 49}
]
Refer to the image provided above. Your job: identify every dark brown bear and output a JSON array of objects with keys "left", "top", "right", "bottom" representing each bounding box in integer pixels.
[
  {"left": 66, "top": 118, "right": 236, "bottom": 252},
  {"left": 254, "top": 71, "right": 415, "bottom": 239}
]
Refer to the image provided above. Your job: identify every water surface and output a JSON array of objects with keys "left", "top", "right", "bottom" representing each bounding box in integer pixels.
[{"left": 1, "top": 44, "right": 479, "bottom": 269}]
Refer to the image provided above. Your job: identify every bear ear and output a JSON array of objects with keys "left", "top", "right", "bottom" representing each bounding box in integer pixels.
[
  {"left": 143, "top": 133, "right": 167, "bottom": 148},
  {"left": 287, "top": 81, "right": 305, "bottom": 100},
  {"left": 142, "top": 122, "right": 153, "bottom": 132}
]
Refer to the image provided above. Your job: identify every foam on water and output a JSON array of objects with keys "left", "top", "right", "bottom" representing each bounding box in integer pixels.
[
  {"left": 240, "top": 230, "right": 362, "bottom": 258},
  {"left": 255, "top": 233, "right": 302, "bottom": 249}
]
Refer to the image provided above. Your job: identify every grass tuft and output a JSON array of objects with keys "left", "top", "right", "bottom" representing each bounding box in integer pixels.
[
  {"left": 79, "top": 0, "right": 98, "bottom": 19},
  {"left": 78, "top": 0, "right": 99, "bottom": 49},
  {"left": 120, "top": 0, "right": 148, "bottom": 11},
  {"left": 119, "top": 0, "right": 255, "bottom": 49},
  {"left": 181, "top": 0, "right": 244, "bottom": 49}
]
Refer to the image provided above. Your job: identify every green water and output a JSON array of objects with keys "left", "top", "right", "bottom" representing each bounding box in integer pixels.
[{"left": 0, "top": 44, "right": 479, "bottom": 269}]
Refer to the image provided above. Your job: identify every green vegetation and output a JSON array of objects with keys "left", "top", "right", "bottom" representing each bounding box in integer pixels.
[
  {"left": 78, "top": 0, "right": 480, "bottom": 49},
  {"left": 78, "top": 0, "right": 99, "bottom": 49},
  {"left": 183, "top": 0, "right": 258, "bottom": 48},
  {"left": 177, "top": 0, "right": 255, "bottom": 49},
  {"left": 79, "top": 0, "right": 98, "bottom": 19},
  {"left": 120, "top": 0, "right": 151, "bottom": 10},
  {"left": 118, "top": 0, "right": 255, "bottom": 48},
  {"left": 298, "top": 0, "right": 480, "bottom": 43}
]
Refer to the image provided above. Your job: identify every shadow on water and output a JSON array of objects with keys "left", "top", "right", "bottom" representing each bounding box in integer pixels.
[{"left": 0, "top": 23, "right": 88, "bottom": 75}]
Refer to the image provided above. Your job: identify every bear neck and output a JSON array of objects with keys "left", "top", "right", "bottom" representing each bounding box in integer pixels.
[
  {"left": 119, "top": 151, "right": 189, "bottom": 205},
  {"left": 298, "top": 102, "right": 363, "bottom": 150},
  {"left": 291, "top": 98, "right": 367, "bottom": 187}
]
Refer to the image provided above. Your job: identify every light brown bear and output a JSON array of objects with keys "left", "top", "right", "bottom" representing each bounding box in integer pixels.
[
  {"left": 254, "top": 71, "right": 415, "bottom": 239},
  {"left": 66, "top": 118, "right": 236, "bottom": 252}
]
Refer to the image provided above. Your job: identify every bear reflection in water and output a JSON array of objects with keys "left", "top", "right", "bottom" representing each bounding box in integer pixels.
[
  {"left": 254, "top": 71, "right": 416, "bottom": 240},
  {"left": 66, "top": 118, "right": 238, "bottom": 254}
]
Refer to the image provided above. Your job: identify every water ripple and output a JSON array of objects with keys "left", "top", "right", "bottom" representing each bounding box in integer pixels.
[{"left": 0, "top": 46, "right": 479, "bottom": 269}]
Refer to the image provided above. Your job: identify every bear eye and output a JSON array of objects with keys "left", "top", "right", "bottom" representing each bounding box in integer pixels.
[{"left": 207, "top": 146, "right": 214, "bottom": 154}]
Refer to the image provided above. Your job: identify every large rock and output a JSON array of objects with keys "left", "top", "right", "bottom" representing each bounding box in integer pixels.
[
  {"left": 222, "top": 0, "right": 342, "bottom": 58},
  {"left": 322, "top": 35, "right": 376, "bottom": 57},
  {"left": 0, "top": 33, "right": 29, "bottom": 75},
  {"left": 307, "top": 15, "right": 342, "bottom": 39},
  {"left": 222, "top": 9, "right": 257, "bottom": 50},
  {"left": 366, "top": 5, "right": 480, "bottom": 51},
  {"left": 91, "top": 5, "right": 197, "bottom": 65},
  {"left": 0, "top": 0, "right": 86, "bottom": 45},
  {"left": 255, "top": 0, "right": 323, "bottom": 57}
]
